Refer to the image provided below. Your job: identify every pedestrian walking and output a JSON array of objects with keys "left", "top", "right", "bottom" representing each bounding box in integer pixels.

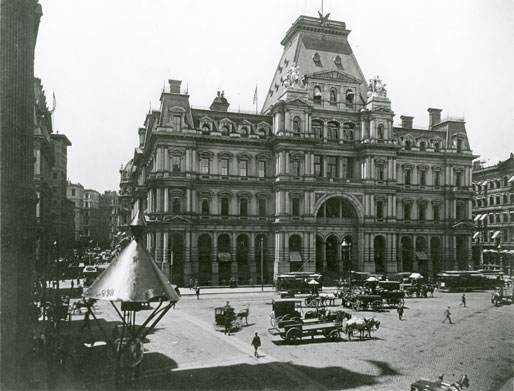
[
  {"left": 251, "top": 332, "right": 261, "bottom": 358},
  {"left": 460, "top": 294, "right": 466, "bottom": 307},
  {"left": 195, "top": 287, "right": 200, "bottom": 300},
  {"left": 397, "top": 305, "right": 404, "bottom": 320},
  {"left": 442, "top": 306, "right": 453, "bottom": 324}
]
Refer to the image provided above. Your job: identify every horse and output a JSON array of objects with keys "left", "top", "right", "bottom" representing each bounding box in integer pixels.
[
  {"left": 236, "top": 306, "right": 250, "bottom": 325},
  {"left": 325, "top": 310, "right": 351, "bottom": 323},
  {"left": 363, "top": 316, "right": 381, "bottom": 339},
  {"left": 305, "top": 307, "right": 327, "bottom": 320},
  {"left": 343, "top": 317, "right": 367, "bottom": 340},
  {"left": 319, "top": 293, "right": 337, "bottom": 306}
]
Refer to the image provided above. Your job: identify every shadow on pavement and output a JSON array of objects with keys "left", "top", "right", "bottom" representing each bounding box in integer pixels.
[{"left": 139, "top": 359, "right": 401, "bottom": 390}]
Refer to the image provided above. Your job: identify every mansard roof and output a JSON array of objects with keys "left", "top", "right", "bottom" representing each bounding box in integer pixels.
[{"left": 262, "top": 15, "right": 368, "bottom": 113}]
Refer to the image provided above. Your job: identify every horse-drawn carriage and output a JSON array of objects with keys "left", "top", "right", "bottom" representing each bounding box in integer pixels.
[
  {"left": 214, "top": 305, "right": 249, "bottom": 331},
  {"left": 341, "top": 291, "right": 384, "bottom": 311},
  {"left": 270, "top": 299, "right": 303, "bottom": 328},
  {"left": 401, "top": 283, "right": 435, "bottom": 298},
  {"left": 268, "top": 318, "right": 344, "bottom": 343},
  {"left": 491, "top": 285, "right": 513, "bottom": 306}
]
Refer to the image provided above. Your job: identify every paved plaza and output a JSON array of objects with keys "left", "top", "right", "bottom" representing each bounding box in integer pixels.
[{"left": 62, "top": 288, "right": 513, "bottom": 391}]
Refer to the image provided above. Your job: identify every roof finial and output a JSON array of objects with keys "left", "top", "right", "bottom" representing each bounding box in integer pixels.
[{"left": 318, "top": 0, "right": 330, "bottom": 25}]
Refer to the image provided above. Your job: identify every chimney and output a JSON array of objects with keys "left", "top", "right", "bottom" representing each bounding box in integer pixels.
[
  {"left": 168, "top": 79, "right": 182, "bottom": 94},
  {"left": 400, "top": 115, "right": 414, "bottom": 129},
  {"left": 428, "top": 108, "right": 442, "bottom": 129}
]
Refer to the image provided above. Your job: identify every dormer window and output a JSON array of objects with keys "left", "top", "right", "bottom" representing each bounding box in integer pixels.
[
  {"left": 173, "top": 115, "right": 181, "bottom": 131},
  {"left": 405, "top": 140, "right": 412, "bottom": 150},
  {"left": 313, "top": 52, "right": 321, "bottom": 64},
  {"left": 221, "top": 125, "right": 229, "bottom": 136},
  {"left": 456, "top": 139, "right": 463, "bottom": 153},
  {"left": 240, "top": 127, "right": 249, "bottom": 138},
  {"left": 329, "top": 88, "right": 337, "bottom": 106},
  {"left": 334, "top": 55, "right": 342, "bottom": 66},
  {"left": 292, "top": 116, "right": 301, "bottom": 134},
  {"left": 202, "top": 124, "right": 210, "bottom": 134},
  {"left": 345, "top": 89, "right": 354, "bottom": 106},
  {"left": 313, "top": 86, "right": 322, "bottom": 105},
  {"left": 434, "top": 142, "right": 441, "bottom": 152},
  {"left": 419, "top": 141, "right": 426, "bottom": 151},
  {"left": 257, "top": 128, "right": 266, "bottom": 139}
]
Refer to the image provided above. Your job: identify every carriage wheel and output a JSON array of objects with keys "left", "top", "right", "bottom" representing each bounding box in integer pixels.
[
  {"left": 372, "top": 300, "right": 383, "bottom": 312},
  {"left": 328, "top": 329, "right": 340, "bottom": 341},
  {"left": 305, "top": 299, "right": 312, "bottom": 308},
  {"left": 286, "top": 328, "right": 301, "bottom": 343}
]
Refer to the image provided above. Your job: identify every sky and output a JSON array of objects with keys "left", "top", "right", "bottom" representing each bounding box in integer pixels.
[{"left": 35, "top": 0, "right": 514, "bottom": 192}]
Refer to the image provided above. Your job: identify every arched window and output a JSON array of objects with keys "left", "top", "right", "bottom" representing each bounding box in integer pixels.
[
  {"left": 313, "top": 86, "right": 322, "bottom": 105},
  {"left": 201, "top": 199, "right": 209, "bottom": 215},
  {"left": 292, "top": 116, "right": 301, "bottom": 134},
  {"left": 328, "top": 121, "right": 339, "bottom": 141},
  {"left": 420, "top": 141, "right": 426, "bottom": 151},
  {"left": 345, "top": 89, "right": 354, "bottom": 106},
  {"left": 240, "top": 127, "right": 248, "bottom": 138},
  {"left": 172, "top": 198, "right": 181, "bottom": 214},
  {"left": 329, "top": 88, "right": 337, "bottom": 105},
  {"left": 221, "top": 125, "right": 229, "bottom": 136},
  {"left": 344, "top": 122, "right": 355, "bottom": 141},
  {"left": 434, "top": 142, "right": 441, "bottom": 152},
  {"left": 257, "top": 128, "right": 266, "bottom": 139},
  {"left": 312, "top": 120, "right": 323, "bottom": 139},
  {"left": 376, "top": 125, "right": 384, "bottom": 140},
  {"left": 202, "top": 124, "right": 210, "bottom": 133},
  {"left": 405, "top": 140, "right": 412, "bottom": 150}
]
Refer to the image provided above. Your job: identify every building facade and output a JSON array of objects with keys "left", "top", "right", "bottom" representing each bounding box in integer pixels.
[
  {"left": 120, "top": 15, "right": 475, "bottom": 286},
  {"left": 472, "top": 154, "right": 514, "bottom": 275}
]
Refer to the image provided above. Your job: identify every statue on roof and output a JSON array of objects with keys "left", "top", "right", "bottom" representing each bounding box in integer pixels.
[
  {"left": 283, "top": 65, "right": 304, "bottom": 89},
  {"left": 367, "top": 75, "right": 387, "bottom": 98}
]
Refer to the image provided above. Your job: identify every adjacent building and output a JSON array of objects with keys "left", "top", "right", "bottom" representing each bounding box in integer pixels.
[
  {"left": 472, "top": 154, "right": 514, "bottom": 275},
  {"left": 120, "top": 14, "right": 475, "bottom": 286}
]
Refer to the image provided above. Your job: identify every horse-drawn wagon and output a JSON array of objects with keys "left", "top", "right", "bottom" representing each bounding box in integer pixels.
[
  {"left": 341, "top": 291, "right": 384, "bottom": 311},
  {"left": 270, "top": 299, "right": 303, "bottom": 328},
  {"left": 491, "top": 285, "right": 513, "bottom": 306},
  {"left": 268, "top": 318, "right": 343, "bottom": 343},
  {"left": 214, "top": 305, "right": 249, "bottom": 331}
]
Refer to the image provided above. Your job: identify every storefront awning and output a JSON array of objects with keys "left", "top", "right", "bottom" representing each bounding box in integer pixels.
[
  {"left": 218, "top": 252, "right": 231, "bottom": 262},
  {"left": 416, "top": 251, "right": 428, "bottom": 260},
  {"left": 480, "top": 214, "right": 488, "bottom": 221},
  {"left": 473, "top": 214, "right": 482, "bottom": 221},
  {"left": 473, "top": 232, "right": 480, "bottom": 239},
  {"left": 289, "top": 251, "right": 302, "bottom": 262},
  {"left": 491, "top": 231, "right": 501, "bottom": 239}
]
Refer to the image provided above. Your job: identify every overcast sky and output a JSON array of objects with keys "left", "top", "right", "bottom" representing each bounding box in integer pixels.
[{"left": 35, "top": 0, "right": 514, "bottom": 192}]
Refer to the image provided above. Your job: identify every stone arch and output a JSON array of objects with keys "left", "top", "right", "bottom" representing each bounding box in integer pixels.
[{"left": 314, "top": 193, "right": 363, "bottom": 224}]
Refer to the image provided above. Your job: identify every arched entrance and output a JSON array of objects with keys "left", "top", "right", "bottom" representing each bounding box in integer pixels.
[
  {"left": 374, "top": 236, "right": 386, "bottom": 273},
  {"left": 315, "top": 235, "right": 324, "bottom": 273},
  {"left": 237, "top": 234, "right": 250, "bottom": 284},
  {"left": 169, "top": 233, "right": 184, "bottom": 286},
  {"left": 316, "top": 197, "right": 358, "bottom": 220},
  {"left": 218, "top": 234, "right": 231, "bottom": 285},
  {"left": 289, "top": 234, "right": 302, "bottom": 272},
  {"left": 255, "top": 235, "right": 269, "bottom": 284},
  {"left": 416, "top": 237, "right": 428, "bottom": 277},
  {"left": 326, "top": 235, "right": 339, "bottom": 277},
  {"left": 198, "top": 234, "right": 212, "bottom": 285},
  {"left": 401, "top": 237, "right": 413, "bottom": 272},
  {"left": 430, "top": 237, "right": 441, "bottom": 277}
]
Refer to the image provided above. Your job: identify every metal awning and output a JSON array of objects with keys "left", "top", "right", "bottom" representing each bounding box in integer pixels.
[
  {"left": 289, "top": 251, "right": 302, "bottom": 262},
  {"left": 480, "top": 214, "right": 488, "bottom": 221},
  {"left": 218, "top": 252, "right": 231, "bottom": 262},
  {"left": 473, "top": 214, "right": 482, "bottom": 221},
  {"left": 491, "top": 231, "right": 501, "bottom": 239},
  {"left": 416, "top": 251, "right": 428, "bottom": 260},
  {"left": 473, "top": 232, "right": 480, "bottom": 239}
]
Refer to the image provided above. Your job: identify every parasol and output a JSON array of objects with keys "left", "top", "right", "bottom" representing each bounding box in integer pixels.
[
  {"left": 409, "top": 273, "right": 423, "bottom": 280},
  {"left": 307, "top": 279, "right": 319, "bottom": 285},
  {"left": 366, "top": 276, "right": 379, "bottom": 282}
]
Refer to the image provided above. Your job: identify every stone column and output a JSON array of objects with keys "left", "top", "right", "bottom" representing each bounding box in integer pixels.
[
  {"left": 231, "top": 232, "right": 238, "bottom": 277},
  {"left": 249, "top": 232, "right": 256, "bottom": 282},
  {"left": 212, "top": 235, "right": 219, "bottom": 285},
  {"left": 156, "top": 188, "right": 162, "bottom": 212},
  {"left": 184, "top": 231, "right": 192, "bottom": 283},
  {"left": 164, "top": 148, "right": 169, "bottom": 172},
  {"left": 284, "top": 111, "right": 290, "bottom": 133},
  {"left": 323, "top": 121, "right": 328, "bottom": 141},
  {"left": 164, "top": 188, "right": 169, "bottom": 212}
]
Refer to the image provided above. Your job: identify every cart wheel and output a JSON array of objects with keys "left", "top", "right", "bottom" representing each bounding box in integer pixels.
[
  {"left": 328, "top": 330, "right": 340, "bottom": 341},
  {"left": 286, "top": 328, "right": 301, "bottom": 343},
  {"left": 372, "top": 300, "right": 383, "bottom": 312}
]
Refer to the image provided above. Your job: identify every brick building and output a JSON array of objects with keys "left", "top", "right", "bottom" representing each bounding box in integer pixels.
[
  {"left": 120, "top": 15, "right": 475, "bottom": 286},
  {"left": 472, "top": 154, "right": 514, "bottom": 275}
]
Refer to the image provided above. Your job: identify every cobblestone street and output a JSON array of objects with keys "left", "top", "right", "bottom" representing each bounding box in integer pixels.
[{"left": 82, "top": 289, "right": 513, "bottom": 390}]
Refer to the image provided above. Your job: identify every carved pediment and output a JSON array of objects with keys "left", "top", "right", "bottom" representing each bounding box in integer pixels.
[
  {"left": 306, "top": 70, "right": 362, "bottom": 84},
  {"left": 163, "top": 215, "right": 192, "bottom": 224}
]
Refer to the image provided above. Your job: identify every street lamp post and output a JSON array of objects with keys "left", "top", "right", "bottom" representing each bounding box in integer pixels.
[
  {"left": 260, "top": 237, "right": 264, "bottom": 292},
  {"left": 341, "top": 239, "right": 352, "bottom": 290}
]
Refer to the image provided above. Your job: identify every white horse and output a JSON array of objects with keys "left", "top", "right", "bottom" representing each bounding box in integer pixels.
[{"left": 319, "top": 292, "right": 337, "bottom": 306}]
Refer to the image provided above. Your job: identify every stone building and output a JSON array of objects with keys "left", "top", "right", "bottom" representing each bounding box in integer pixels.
[
  {"left": 120, "top": 15, "right": 475, "bottom": 286},
  {"left": 99, "top": 190, "right": 119, "bottom": 248},
  {"left": 472, "top": 154, "right": 514, "bottom": 275},
  {"left": 0, "top": 0, "right": 42, "bottom": 386},
  {"left": 67, "top": 181, "right": 85, "bottom": 243}
]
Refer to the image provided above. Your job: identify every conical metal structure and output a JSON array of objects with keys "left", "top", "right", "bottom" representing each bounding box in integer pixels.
[{"left": 83, "top": 210, "right": 179, "bottom": 303}]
